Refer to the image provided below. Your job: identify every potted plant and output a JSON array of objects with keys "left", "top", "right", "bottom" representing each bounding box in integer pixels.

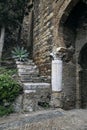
[{"left": 11, "top": 46, "right": 29, "bottom": 63}]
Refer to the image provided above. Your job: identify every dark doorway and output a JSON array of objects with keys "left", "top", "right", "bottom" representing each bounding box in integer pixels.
[{"left": 79, "top": 44, "right": 87, "bottom": 108}]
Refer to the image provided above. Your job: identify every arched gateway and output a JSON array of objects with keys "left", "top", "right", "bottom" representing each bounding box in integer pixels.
[{"left": 54, "top": 0, "right": 87, "bottom": 109}]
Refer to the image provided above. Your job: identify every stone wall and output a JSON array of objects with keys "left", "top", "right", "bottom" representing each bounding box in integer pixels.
[
  {"left": 62, "top": 63, "right": 76, "bottom": 109},
  {"left": 75, "top": 8, "right": 87, "bottom": 108},
  {"left": 20, "top": 0, "right": 87, "bottom": 110},
  {"left": 13, "top": 84, "right": 51, "bottom": 112},
  {"left": 33, "top": 0, "right": 54, "bottom": 79},
  {"left": 53, "top": 0, "right": 87, "bottom": 109},
  {"left": 20, "top": 0, "right": 34, "bottom": 57}
]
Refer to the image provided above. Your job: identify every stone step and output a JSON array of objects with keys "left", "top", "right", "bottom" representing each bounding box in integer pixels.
[
  {"left": 20, "top": 75, "right": 50, "bottom": 83},
  {"left": 20, "top": 78, "right": 42, "bottom": 83},
  {"left": 17, "top": 64, "right": 37, "bottom": 69},
  {"left": 19, "top": 73, "right": 39, "bottom": 77},
  {"left": 23, "top": 83, "right": 50, "bottom": 90},
  {"left": 20, "top": 76, "right": 40, "bottom": 79},
  {"left": 16, "top": 59, "right": 48, "bottom": 84},
  {"left": 16, "top": 60, "right": 34, "bottom": 65},
  {"left": 18, "top": 70, "right": 39, "bottom": 76},
  {"left": 24, "top": 89, "right": 36, "bottom": 93},
  {"left": 18, "top": 67, "right": 39, "bottom": 72}
]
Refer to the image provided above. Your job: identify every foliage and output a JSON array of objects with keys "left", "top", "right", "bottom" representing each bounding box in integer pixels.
[
  {"left": 0, "top": 0, "right": 28, "bottom": 28},
  {"left": 0, "top": 67, "right": 22, "bottom": 116},
  {"left": 12, "top": 46, "right": 29, "bottom": 61},
  {"left": 0, "top": 0, "right": 29, "bottom": 49},
  {"left": 0, "top": 67, "right": 17, "bottom": 75},
  {"left": 0, "top": 105, "right": 13, "bottom": 117},
  {"left": 0, "top": 73, "right": 22, "bottom": 103},
  {"left": 38, "top": 101, "right": 50, "bottom": 109}
]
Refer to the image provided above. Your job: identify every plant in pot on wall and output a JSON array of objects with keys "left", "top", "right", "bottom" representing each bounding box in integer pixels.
[{"left": 11, "top": 46, "right": 29, "bottom": 62}]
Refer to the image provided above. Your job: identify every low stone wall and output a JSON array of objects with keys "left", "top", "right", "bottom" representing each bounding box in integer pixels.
[
  {"left": 22, "top": 83, "right": 51, "bottom": 112},
  {"left": 13, "top": 83, "right": 51, "bottom": 112}
]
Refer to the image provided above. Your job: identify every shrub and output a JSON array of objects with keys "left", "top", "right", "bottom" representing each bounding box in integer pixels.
[
  {"left": 0, "top": 67, "right": 17, "bottom": 75},
  {"left": 11, "top": 46, "right": 29, "bottom": 61},
  {"left": 0, "top": 72, "right": 22, "bottom": 116},
  {"left": 0, "top": 105, "right": 13, "bottom": 117}
]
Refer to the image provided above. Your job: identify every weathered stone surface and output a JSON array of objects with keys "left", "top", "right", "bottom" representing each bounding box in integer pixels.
[
  {"left": 13, "top": 96, "right": 23, "bottom": 113},
  {"left": 0, "top": 109, "right": 87, "bottom": 130},
  {"left": 62, "top": 62, "right": 76, "bottom": 109}
]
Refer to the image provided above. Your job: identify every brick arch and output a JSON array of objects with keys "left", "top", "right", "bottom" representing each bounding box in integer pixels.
[{"left": 54, "top": 0, "right": 79, "bottom": 48}]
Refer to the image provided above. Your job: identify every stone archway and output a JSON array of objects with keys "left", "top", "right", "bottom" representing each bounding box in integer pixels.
[
  {"left": 54, "top": 0, "right": 87, "bottom": 109},
  {"left": 79, "top": 43, "right": 87, "bottom": 108},
  {"left": 53, "top": 0, "right": 79, "bottom": 48}
]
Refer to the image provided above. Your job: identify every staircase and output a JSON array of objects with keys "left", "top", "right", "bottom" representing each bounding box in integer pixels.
[{"left": 16, "top": 60, "right": 51, "bottom": 112}]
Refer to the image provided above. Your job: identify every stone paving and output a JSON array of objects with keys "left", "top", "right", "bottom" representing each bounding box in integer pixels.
[{"left": 0, "top": 109, "right": 87, "bottom": 130}]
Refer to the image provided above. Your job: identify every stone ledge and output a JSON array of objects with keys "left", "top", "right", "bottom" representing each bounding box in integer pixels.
[{"left": 23, "top": 83, "right": 50, "bottom": 90}]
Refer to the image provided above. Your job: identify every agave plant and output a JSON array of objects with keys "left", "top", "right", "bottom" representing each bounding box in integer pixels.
[{"left": 11, "top": 46, "right": 29, "bottom": 61}]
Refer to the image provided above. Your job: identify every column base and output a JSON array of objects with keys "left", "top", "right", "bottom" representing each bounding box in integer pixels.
[{"left": 50, "top": 92, "right": 62, "bottom": 108}]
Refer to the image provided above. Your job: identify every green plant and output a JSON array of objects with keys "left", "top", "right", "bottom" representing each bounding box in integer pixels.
[
  {"left": 11, "top": 46, "right": 29, "bottom": 61},
  {"left": 38, "top": 101, "right": 50, "bottom": 109},
  {"left": 0, "top": 105, "right": 13, "bottom": 117},
  {"left": 0, "top": 72, "right": 23, "bottom": 116},
  {"left": 0, "top": 67, "right": 17, "bottom": 75}
]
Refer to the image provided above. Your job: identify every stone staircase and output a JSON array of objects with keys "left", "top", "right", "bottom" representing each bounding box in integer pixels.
[
  {"left": 15, "top": 60, "right": 51, "bottom": 112},
  {"left": 16, "top": 60, "right": 50, "bottom": 83}
]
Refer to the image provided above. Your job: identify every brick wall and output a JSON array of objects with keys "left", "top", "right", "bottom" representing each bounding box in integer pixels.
[{"left": 33, "top": 0, "right": 54, "bottom": 79}]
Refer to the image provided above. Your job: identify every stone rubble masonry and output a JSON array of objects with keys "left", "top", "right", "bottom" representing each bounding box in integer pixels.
[{"left": 33, "top": 0, "right": 54, "bottom": 79}]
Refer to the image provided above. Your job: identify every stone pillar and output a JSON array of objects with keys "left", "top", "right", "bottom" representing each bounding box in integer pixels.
[
  {"left": 52, "top": 59, "right": 62, "bottom": 92},
  {"left": 50, "top": 58, "right": 62, "bottom": 108},
  {"left": 50, "top": 47, "right": 67, "bottom": 108}
]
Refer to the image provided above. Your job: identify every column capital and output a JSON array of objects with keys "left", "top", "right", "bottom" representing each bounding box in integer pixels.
[
  {"left": 50, "top": 47, "right": 67, "bottom": 60},
  {"left": 50, "top": 46, "right": 75, "bottom": 62}
]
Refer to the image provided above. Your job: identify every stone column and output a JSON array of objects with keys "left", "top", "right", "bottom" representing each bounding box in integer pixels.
[
  {"left": 50, "top": 58, "right": 63, "bottom": 108},
  {"left": 52, "top": 59, "right": 62, "bottom": 92},
  {"left": 50, "top": 47, "right": 67, "bottom": 108}
]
